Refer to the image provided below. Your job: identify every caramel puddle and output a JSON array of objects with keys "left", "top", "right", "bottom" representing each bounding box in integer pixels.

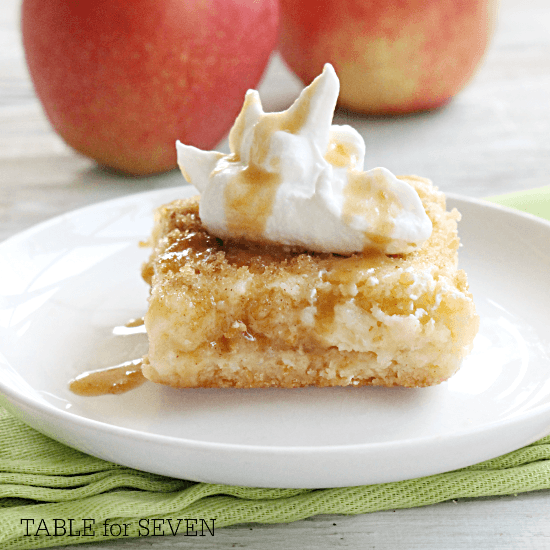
[
  {"left": 112, "top": 317, "right": 146, "bottom": 336},
  {"left": 69, "top": 358, "right": 146, "bottom": 396},
  {"left": 70, "top": 317, "right": 148, "bottom": 396},
  {"left": 124, "top": 317, "right": 145, "bottom": 328}
]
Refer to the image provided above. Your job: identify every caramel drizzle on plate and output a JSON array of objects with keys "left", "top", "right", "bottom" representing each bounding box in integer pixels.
[
  {"left": 69, "top": 358, "right": 146, "bottom": 396},
  {"left": 69, "top": 318, "right": 147, "bottom": 396}
]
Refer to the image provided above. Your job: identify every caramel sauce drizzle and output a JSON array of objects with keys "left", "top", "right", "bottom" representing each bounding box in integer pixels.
[
  {"left": 125, "top": 317, "right": 145, "bottom": 328},
  {"left": 323, "top": 132, "right": 403, "bottom": 251},
  {"left": 69, "top": 318, "right": 147, "bottom": 397},
  {"left": 223, "top": 73, "right": 321, "bottom": 242},
  {"left": 69, "top": 359, "right": 146, "bottom": 396},
  {"left": 342, "top": 170, "right": 399, "bottom": 250},
  {"left": 222, "top": 158, "right": 281, "bottom": 241},
  {"left": 324, "top": 139, "right": 359, "bottom": 168}
]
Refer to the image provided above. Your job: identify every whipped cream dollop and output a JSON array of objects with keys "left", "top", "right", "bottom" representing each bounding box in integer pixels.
[{"left": 176, "top": 64, "right": 432, "bottom": 255}]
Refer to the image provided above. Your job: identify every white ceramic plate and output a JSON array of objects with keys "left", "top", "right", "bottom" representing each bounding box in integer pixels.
[{"left": 1, "top": 187, "right": 550, "bottom": 488}]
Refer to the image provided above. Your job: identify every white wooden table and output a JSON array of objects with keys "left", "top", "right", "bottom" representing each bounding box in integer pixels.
[{"left": 2, "top": 0, "right": 550, "bottom": 548}]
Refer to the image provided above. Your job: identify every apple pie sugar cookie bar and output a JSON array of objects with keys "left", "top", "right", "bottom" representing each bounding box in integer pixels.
[{"left": 141, "top": 64, "right": 479, "bottom": 388}]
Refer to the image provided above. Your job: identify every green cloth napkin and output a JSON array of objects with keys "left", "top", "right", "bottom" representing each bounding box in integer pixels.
[
  {"left": 2, "top": 186, "right": 550, "bottom": 550},
  {"left": 485, "top": 185, "right": 550, "bottom": 218}
]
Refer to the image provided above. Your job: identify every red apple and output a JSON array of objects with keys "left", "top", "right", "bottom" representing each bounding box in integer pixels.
[
  {"left": 278, "top": 0, "right": 497, "bottom": 114},
  {"left": 22, "top": 0, "right": 278, "bottom": 175}
]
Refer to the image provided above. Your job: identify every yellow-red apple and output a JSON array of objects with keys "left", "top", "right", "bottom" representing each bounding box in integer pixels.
[
  {"left": 22, "top": 0, "right": 278, "bottom": 175},
  {"left": 278, "top": 0, "right": 497, "bottom": 114}
]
